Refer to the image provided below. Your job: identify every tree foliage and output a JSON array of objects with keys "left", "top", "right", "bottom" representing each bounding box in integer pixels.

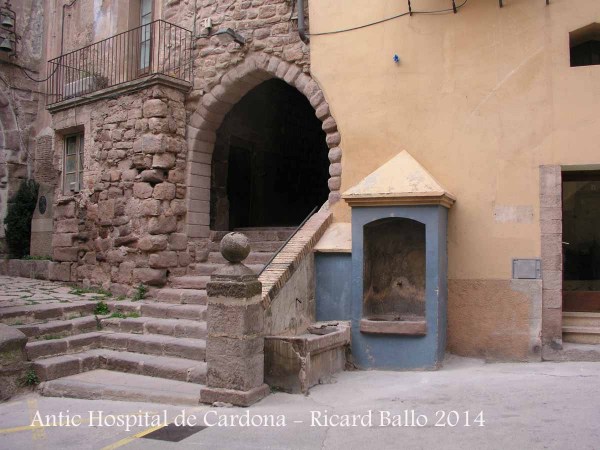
[{"left": 4, "top": 179, "right": 39, "bottom": 258}]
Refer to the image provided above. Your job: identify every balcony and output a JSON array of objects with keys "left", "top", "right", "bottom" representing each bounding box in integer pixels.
[{"left": 46, "top": 20, "right": 193, "bottom": 110}]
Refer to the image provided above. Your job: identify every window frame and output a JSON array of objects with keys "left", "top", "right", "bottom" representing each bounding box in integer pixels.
[{"left": 63, "top": 133, "right": 84, "bottom": 195}]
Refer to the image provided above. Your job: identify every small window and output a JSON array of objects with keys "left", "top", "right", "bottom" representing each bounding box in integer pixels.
[
  {"left": 570, "top": 23, "right": 600, "bottom": 67},
  {"left": 63, "top": 133, "right": 84, "bottom": 194}
]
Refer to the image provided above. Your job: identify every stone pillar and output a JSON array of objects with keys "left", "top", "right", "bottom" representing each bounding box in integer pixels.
[
  {"left": 0, "top": 324, "right": 27, "bottom": 401},
  {"left": 200, "top": 232, "right": 270, "bottom": 406}
]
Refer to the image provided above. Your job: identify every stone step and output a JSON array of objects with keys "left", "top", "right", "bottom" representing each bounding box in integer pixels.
[
  {"left": 39, "top": 369, "right": 203, "bottom": 406},
  {"left": 170, "top": 275, "right": 210, "bottom": 290},
  {"left": 207, "top": 251, "right": 274, "bottom": 265},
  {"left": 209, "top": 240, "right": 283, "bottom": 253},
  {"left": 101, "top": 317, "right": 207, "bottom": 339},
  {"left": 152, "top": 288, "right": 207, "bottom": 305},
  {"left": 563, "top": 326, "right": 600, "bottom": 344},
  {"left": 26, "top": 331, "right": 206, "bottom": 361},
  {"left": 0, "top": 301, "right": 96, "bottom": 325},
  {"left": 543, "top": 342, "right": 600, "bottom": 362},
  {"left": 16, "top": 316, "right": 98, "bottom": 340},
  {"left": 100, "top": 332, "right": 206, "bottom": 361},
  {"left": 140, "top": 302, "right": 207, "bottom": 321},
  {"left": 563, "top": 311, "right": 600, "bottom": 328},
  {"left": 32, "top": 349, "right": 207, "bottom": 384},
  {"left": 26, "top": 332, "right": 103, "bottom": 360},
  {"left": 209, "top": 227, "right": 294, "bottom": 243},
  {"left": 187, "top": 263, "right": 264, "bottom": 276}
]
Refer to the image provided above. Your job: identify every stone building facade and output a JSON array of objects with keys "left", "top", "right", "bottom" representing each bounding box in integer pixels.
[{"left": 2, "top": 0, "right": 600, "bottom": 367}]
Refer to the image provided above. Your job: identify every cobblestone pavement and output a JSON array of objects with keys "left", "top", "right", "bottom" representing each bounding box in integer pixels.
[{"left": 0, "top": 276, "right": 112, "bottom": 309}]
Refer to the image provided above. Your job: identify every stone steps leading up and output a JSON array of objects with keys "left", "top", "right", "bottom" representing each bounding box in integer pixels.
[
  {"left": 0, "top": 301, "right": 96, "bottom": 325},
  {"left": 16, "top": 316, "right": 98, "bottom": 339},
  {"left": 170, "top": 275, "right": 211, "bottom": 290},
  {"left": 39, "top": 369, "right": 203, "bottom": 406},
  {"left": 563, "top": 312, "right": 600, "bottom": 344},
  {"left": 26, "top": 331, "right": 206, "bottom": 361},
  {"left": 32, "top": 349, "right": 207, "bottom": 384},
  {"left": 563, "top": 311, "right": 600, "bottom": 327},
  {"left": 101, "top": 316, "right": 207, "bottom": 339},
  {"left": 207, "top": 251, "right": 274, "bottom": 265},
  {"left": 562, "top": 326, "right": 600, "bottom": 344},
  {"left": 186, "top": 263, "right": 265, "bottom": 276},
  {"left": 153, "top": 288, "right": 207, "bottom": 305},
  {"left": 104, "top": 300, "right": 207, "bottom": 321}
]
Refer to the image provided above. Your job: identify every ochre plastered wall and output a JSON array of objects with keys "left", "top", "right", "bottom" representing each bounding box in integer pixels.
[
  {"left": 310, "top": 0, "right": 600, "bottom": 280},
  {"left": 309, "top": 0, "right": 600, "bottom": 358}
]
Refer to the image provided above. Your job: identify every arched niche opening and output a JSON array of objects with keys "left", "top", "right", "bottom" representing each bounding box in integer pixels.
[
  {"left": 210, "top": 78, "right": 330, "bottom": 231},
  {"left": 363, "top": 217, "right": 426, "bottom": 323}
]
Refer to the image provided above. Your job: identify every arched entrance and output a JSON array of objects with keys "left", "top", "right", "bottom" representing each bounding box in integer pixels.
[
  {"left": 210, "top": 79, "right": 330, "bottom": 230},
  {"left": 186, "top": 54, "right": 343, "bottom": 239}
]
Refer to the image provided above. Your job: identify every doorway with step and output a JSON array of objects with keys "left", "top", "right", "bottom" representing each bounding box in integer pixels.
[
  {"left": 210, "top": 79, "right": 330, "bottom": 232},
  {"left": 562, "top": 169, "right": 600, "bottom": 345}
]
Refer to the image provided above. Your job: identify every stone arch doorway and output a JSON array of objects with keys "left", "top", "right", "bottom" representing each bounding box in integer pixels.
[
  {"left": 186, "top": 54, "right": 342, "bottom": 239},
  {"left": 211, "top": 78, "right": 330, "bottom": 230}
]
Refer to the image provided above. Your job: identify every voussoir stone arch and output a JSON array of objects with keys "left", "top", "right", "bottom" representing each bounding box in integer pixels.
[{"left": 185, "top": 54, "right": 343, "bottom": 239}]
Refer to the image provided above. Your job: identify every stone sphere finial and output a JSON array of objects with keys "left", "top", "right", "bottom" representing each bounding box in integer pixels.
[{"left": 220, "top": 232, "right": 251, "bottom": 263}]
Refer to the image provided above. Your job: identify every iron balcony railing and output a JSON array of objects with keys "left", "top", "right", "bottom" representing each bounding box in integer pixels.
[{"left": 46, "top": 20, "right": 193, "bottom": 106}]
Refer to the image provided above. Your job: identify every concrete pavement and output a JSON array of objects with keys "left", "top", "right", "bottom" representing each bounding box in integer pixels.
[{"left": 1, "top": 356, "right": 599, "bottom": 450}]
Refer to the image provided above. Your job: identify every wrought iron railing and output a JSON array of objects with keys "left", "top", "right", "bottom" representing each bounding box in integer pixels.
[{"left": 46, "top": 20, "right": 193, "bottom": 106}]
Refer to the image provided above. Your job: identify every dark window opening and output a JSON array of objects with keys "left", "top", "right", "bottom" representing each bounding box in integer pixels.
[
  {"left": 569, "top": 23, "right": 600, "bottom": 67},
  {"left": 562, "top": 170, "right": 600, "bottom": 312},
  {"left": 363, "top": 218, "right": 426, "bottom": 321},
  {"left": 211, "top": 79, "right": 330, "bottom": 230}
]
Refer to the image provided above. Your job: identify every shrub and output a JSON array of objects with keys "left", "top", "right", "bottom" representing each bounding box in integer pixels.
[{"left": 4, "top": 179, "right": 39, "bottom": 259}]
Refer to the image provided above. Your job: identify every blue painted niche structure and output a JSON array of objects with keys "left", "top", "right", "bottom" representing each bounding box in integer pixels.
[{"left": 328, "top": 150, "right": 455, "bottom": 370}]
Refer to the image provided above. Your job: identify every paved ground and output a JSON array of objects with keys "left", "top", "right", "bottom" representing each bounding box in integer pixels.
[
  {"left": 1, "top": 357, "right": 599, "bottom": 450},
  {"left": 0, "top": 275, "right": 113, "bottom": 309}
]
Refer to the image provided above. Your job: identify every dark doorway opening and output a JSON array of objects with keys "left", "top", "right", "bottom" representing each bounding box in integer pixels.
[
  {"left": 210, "top": 79, "right": 330, "bottom": 230},
  {"left": 562, "top": 170, "right": 600, "bottom": 312}
]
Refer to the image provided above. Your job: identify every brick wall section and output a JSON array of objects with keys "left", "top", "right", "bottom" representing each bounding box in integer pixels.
[
  {"left": 49, "top": 85, "right": 192, "bottom": 293},
  {"left": 540, "top": 165, "right": 563, "bottom": 348},
  {"left": 259, "top": 209, "right": 332, "bottom": 306}
]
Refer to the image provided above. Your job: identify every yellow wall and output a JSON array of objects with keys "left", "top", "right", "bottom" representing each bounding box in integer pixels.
[{"left": 309, "top": 0, "right": 600, "bottom": 280}]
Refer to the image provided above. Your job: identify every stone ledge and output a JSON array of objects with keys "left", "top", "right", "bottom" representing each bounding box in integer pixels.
[
  {"left": 0, "top": 259, "right": 51, "bottom": 280},
  {"left": 200, "top": 383, "right": 270, "bottom": 407},
  {"left": 259, "top": 210, "right": 332, "bottom": 307},
  {"left": 47, "top": 74, "right": 191, "bottom": 113}
]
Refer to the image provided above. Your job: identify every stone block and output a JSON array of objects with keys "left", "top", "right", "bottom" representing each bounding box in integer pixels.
[
  {"left": 138, "top": 235, "right": 168, "bottom": 252},
  {"left": 169, "top": 233, "right": 188, "bottom": 251},
  {"left": 206, "top": 353, "right": 264, "bottom": 391},
  {"left": 56, "top": 219, "right": 79, "bottom": 233},
  {"left": 132, "top": 268, "right": 167, "bottom": 286},
  {"left": 133, "top": 182, "right": 153, "bottom": 199},
  {"left": 52, "top": 233, "right": 75, "bottom": 248},
  {"left": 53, "top": 247, "right": 79, "bottom": 262},
  {"left": 149, "top": 251, "right": 179, "bottom": 268},
  {"left": 207, "top": 301, "right": 264, "bottom": 337},
  {"left": 148, "top": 216, "right": 178, "bottom": 235},
  {"left": 153, "top": 182, "right": 176, "bottom": 200},
  {"left": 139, "top": 169, "right": 165, "bottom": 184},
  {"left": 143, "top": 99, "right": 168, "bottom": 118},
  {"left": 152, "top": 153, "right": 176, "bottom": 169}
]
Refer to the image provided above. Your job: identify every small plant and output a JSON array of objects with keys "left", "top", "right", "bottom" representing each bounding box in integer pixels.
[
  {"left": 109, "top": 311, "right": 140, "bottom": 319},
  {"left": 132, "top": 284, "right": 148, "bottom": 301},
  {"left": 93, "top": 301, "right": 110, "bottom": 315},
  {"left": 42, "top": 334, "right": 61, "bottom": 340},
  {"left": 94, "top": 315, "right": 102, "bottom": 330},
  {"left": 70, "top": 286, "right": 112, "bottom": 297},
  {"left": 116, "top": 295, "right": 126, "bottom": 301},
  {"left": 22, "top": 255, "right": 52, "bottom": 261},
  {"left": 22, "top": 369, "right": 40, "bottom": 387},
  {"left": 4, "top": 179, "right": 39, "bottom": 259}
]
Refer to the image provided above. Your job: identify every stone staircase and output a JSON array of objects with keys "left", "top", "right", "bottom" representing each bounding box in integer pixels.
[
  {"left": 563, "top": 311, "right": 600, "bottom": 344},
  {"left": 0, "top": 227, "right": 294, "bottom": 405}
]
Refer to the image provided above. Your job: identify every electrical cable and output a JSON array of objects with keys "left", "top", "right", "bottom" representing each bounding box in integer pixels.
[{"left": 307, "top": 0, "right": 469, "bottom": 36}]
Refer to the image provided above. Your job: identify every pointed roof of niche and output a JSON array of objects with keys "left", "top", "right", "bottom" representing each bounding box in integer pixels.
[{"left": 342, "top": 150, "right": 456, "bottom": 208}]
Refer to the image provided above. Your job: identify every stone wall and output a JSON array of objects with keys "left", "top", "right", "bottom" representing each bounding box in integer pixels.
[
  {"left": 164, "top": 0, "right": 310, "bottom": 99},
  {"left": 49, "top": 85, "right": 192, "bottom": 294}
]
